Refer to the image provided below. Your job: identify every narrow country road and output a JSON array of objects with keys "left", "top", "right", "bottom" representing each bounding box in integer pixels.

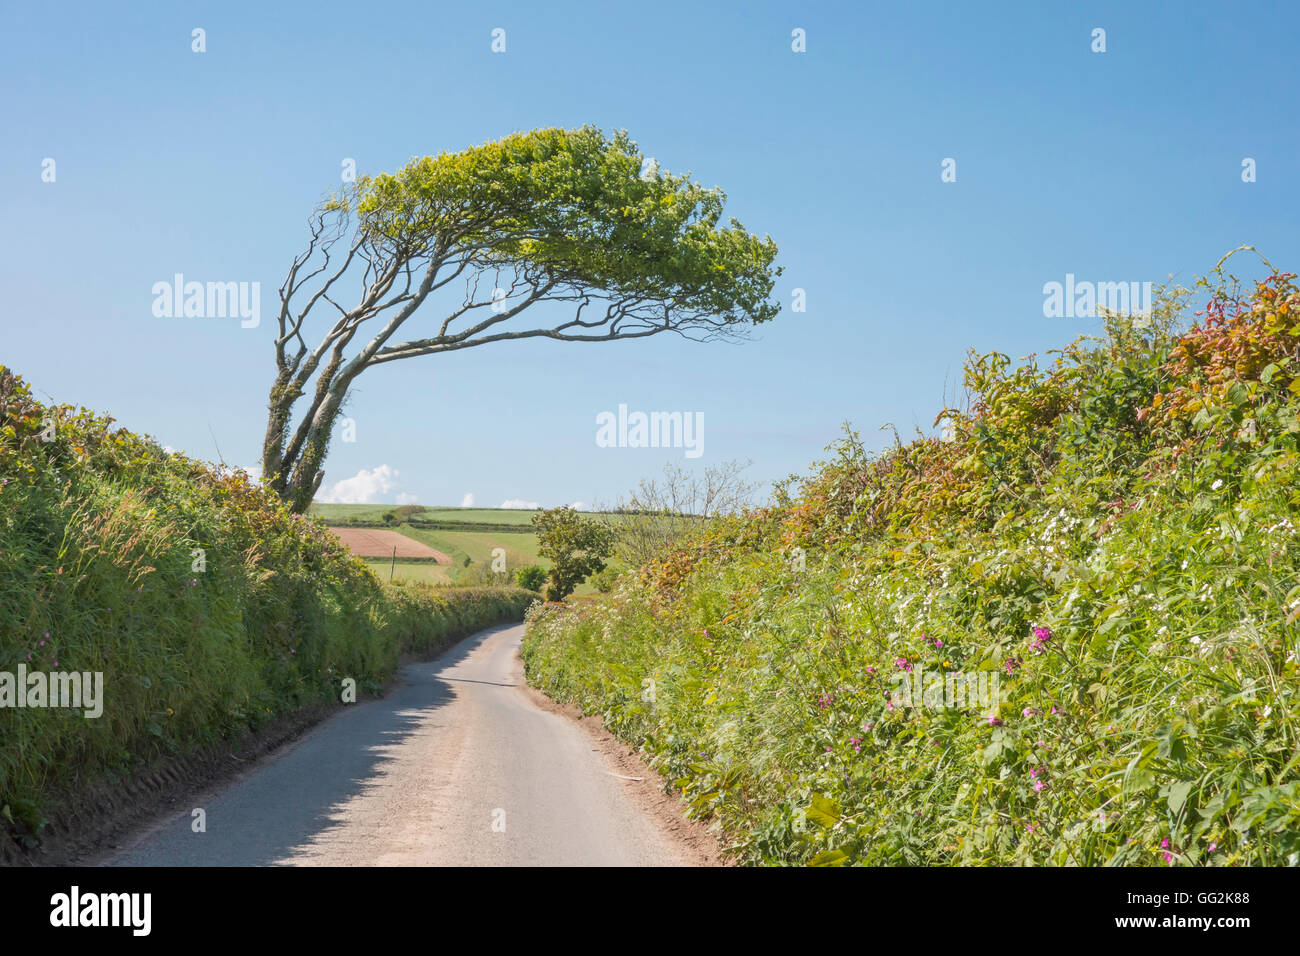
[{"left": 102, "top": 623, "right": 698, "bottom": 866}]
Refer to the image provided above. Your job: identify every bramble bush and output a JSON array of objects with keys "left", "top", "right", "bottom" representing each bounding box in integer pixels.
[
  {"left": 523, "top": 257, "right": 1300, "bottom": 866},
  {"left": 0, "top": 366, "right": 533, "bottom": 847}
]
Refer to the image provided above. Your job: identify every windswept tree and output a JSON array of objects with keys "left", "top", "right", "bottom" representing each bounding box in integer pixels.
[{"left": 261, "top": 127, "right": 781, "bottom": 512}]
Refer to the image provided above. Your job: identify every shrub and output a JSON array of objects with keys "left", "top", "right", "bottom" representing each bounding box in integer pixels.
[
  {"left": 515, "top": 565, "right": 547, "bottom": 592},
  {"left": 589, "top": 565, "right": 620, "bottom": 593}
]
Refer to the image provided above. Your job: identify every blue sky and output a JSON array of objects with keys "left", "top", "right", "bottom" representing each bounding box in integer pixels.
[{"left": 2, "top": 0, "right": 1297, "bottom": 509}]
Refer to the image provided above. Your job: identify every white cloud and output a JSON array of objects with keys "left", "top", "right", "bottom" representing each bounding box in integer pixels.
[
  {"left": 500, "top": 498, "right": 540, "bottom": 510},
  {"left": 318, "top": 465, "right": 400, "bottom": 504},
  {"left": 395, "top": 492, "right": 420, "bottom": 505},
  {"left": 460, "top": 493, "right": 476, "bottom": 508},
  {"left": 569, "top": 501, "right": 585, "bottom": 511}
]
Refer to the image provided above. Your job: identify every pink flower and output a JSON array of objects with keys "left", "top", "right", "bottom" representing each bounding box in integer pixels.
[
  {"left": 1023, "top": 707, "right": 1040, "bottom": 717},
  {"left": 1030, "top": 626, "right": 1053, "bottom": 655},
  {"left": 1160, "top": 838, "right": 1169, "bottom": 849},
  {"left": 894, "top": 657, "right": 913, "bottom": 672},
  {"left": 1004, "top": 657, "right": 1022, "bottom": 674},
  {"left": 1033, "top": 779, "right": 1046, "bottom": 792},
  {"left": 988, "top": 716, "right": 1003, "bottom": 727},
  {"left": 1208, "top": 843, "right": 1217, "bottom": 852}
]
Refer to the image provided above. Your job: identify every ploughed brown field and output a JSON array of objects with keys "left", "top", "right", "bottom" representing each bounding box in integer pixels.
[{"left": 330, "top": 527, "right": 452, "bottom": 563}]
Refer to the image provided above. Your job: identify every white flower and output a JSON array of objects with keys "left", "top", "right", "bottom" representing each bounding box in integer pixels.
[{"left": 1212, "top": 479, "right": 1224, "bottom": 491}]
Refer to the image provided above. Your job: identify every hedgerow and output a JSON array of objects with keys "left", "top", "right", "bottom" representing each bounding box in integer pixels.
[
  {"left": 523, "top": 256, "right": 1300, "bottom": 865},
  {"left": 0, "top": 367, "right": 533, "bottom": 848}
]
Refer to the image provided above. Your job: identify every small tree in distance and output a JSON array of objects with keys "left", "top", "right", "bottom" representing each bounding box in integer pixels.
[
  {"left": 606, "top": 459, "right": 758, "bottom": 568},
  {"left": 532, "top": 507, "right": 615, "bottom": 602},
  {"left": 515, "top": 564, "right": 547, "bottom": 592}
]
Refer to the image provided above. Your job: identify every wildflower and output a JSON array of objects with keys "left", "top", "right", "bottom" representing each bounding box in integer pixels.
[
  {"left": 1208, "top": 843, "right": 1217, "bottom": 853},
  {"left": 894, "top": 657, "right": 912, "bottom": 672},
  {"left": 988, "top": 716, "right": 1003, "bottom": 727},
  {"left": 933, "top": 637, "right": 943, "bottom": 648},
  {"left": 1023, "top": 707, "right": 1040, "bottom": 717},
  {"left": 1211, "top": 479, "right": 1223, "bottom": 491},
  {"left": 865, "top": 666, "right": 876, "bottom": 675},
  {"left": 1030, "top": 626, "right": 1052, "bottom": 654},
  {"left": 1033, "top": 779, "right": 1046, "bottom": 792},
  {"left": 1162, "top": 852, "right": 1173, "bottom": 863},
  {"left": 1004, "top": 657, "right": 1022, "bottom": 674}
]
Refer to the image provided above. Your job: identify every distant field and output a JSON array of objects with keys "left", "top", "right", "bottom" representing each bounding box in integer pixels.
[
  {"left": 316, "top": 503, "right": 608, "bottom": 593},
  {"left": 362, "top": 559, "right": 454, "bottom": 585},
  {"left": 312, "top": 504, "right": 545, "bottom": 525},
  {"left": 398, "top": 526, "right": 541, "bottom": 570},
  {"left": 310, "top": 503, "right": 631, "bottom": 526},
  {"left": 332, "top": 528, "right": 451, "bottom": 561}
]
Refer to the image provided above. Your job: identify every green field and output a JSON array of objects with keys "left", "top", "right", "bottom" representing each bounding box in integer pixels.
[
  {"left": 311, "top": 503, "right": 585, "bottom": 526},
  {"left": 315, "top": 503, "right": 609, "bottom": 592}
]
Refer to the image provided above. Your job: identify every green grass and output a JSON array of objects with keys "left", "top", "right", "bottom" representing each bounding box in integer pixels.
[{"left": 362, "top": 559, "right": 453, "bottom": 585}]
